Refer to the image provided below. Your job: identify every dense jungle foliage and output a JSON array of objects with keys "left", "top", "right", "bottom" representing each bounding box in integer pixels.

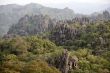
[{"left": 0, "top": 11, "right": 110, "bottom": 73}]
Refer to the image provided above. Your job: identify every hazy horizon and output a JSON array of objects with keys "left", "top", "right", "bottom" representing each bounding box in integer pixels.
[{"left": 0, "top": 0, "right": 110, "bottom": 14}]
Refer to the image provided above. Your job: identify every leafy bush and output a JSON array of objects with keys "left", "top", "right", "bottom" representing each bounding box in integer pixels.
[{"left": 22, "top": 60, "right": 61, "bottom": 73}]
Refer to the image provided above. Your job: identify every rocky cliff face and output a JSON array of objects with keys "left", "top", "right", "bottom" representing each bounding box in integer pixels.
[
  {"left": 48, "top": 49, "right": 78, "bottom": 73},
  {"left": 0, "top": 3, "right": 75, "bottom": 36},
  {"left": 7, "top": 15, "right": 57, "bottom": 36}
]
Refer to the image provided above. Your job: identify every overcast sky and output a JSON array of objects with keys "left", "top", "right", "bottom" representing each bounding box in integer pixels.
[{"left": 0, "top": 0, "right": 110, "bottom": 14}]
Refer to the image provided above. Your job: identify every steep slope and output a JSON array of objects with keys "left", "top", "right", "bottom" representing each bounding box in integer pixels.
[
  {"left": 90, "top": 11, "right": 110, "bottom": 21},
  {"left": 6, "top": 15, "right": 57, "bottom": 36},
  {"left": 0, "top": 3, "right": 75, "bottom": 36},
  {"left": 49, "top": 20, "right": 110, "bottom": 51},
  {"left": 107, "top": 7, "right": 110, "bottom": 12}
]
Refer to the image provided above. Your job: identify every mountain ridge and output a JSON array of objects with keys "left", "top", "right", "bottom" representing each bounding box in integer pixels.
[
  {"left": 0, "top": 3, "right": 110, "bottom": 37},
  {"left": 0, "top": 3, "right": 75, "bottom": 36}
]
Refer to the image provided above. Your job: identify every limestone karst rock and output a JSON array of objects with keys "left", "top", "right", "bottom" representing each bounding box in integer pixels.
[{"left": 48, "top": 49, "right": 78, "bottom": 73}]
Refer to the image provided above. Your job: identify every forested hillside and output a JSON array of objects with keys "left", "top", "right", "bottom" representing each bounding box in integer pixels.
[
  {"left": 49, "top": 20, "right": 110, "bottom": 51},
  {"left": 0, "top": 2, "right": 110, "bottom": 73},
  {"left": 0, "top": 36, "right": 110, "bottom": 73},
  {"left": 0, "top": 14, "right": 110, "bottom": 73}
]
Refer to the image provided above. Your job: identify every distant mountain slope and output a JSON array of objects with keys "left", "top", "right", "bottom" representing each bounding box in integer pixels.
[
  {"left": 0, "top": 3, "right": 75, "bottom": 36},
  {"left": 107, "top": 7, "right": 110, "bottom": 13},
  {"left": 90, "top": 11, "right": 110, "bottom": 21},
  {"left": 6, "top": 15, "right": 57, "bottom": 36},
  {"left": 0, "top": 3, "right": 110, "bottom": 37},
  {"left": 6, "top": 11, "right": 110, "bottom": 37}
]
